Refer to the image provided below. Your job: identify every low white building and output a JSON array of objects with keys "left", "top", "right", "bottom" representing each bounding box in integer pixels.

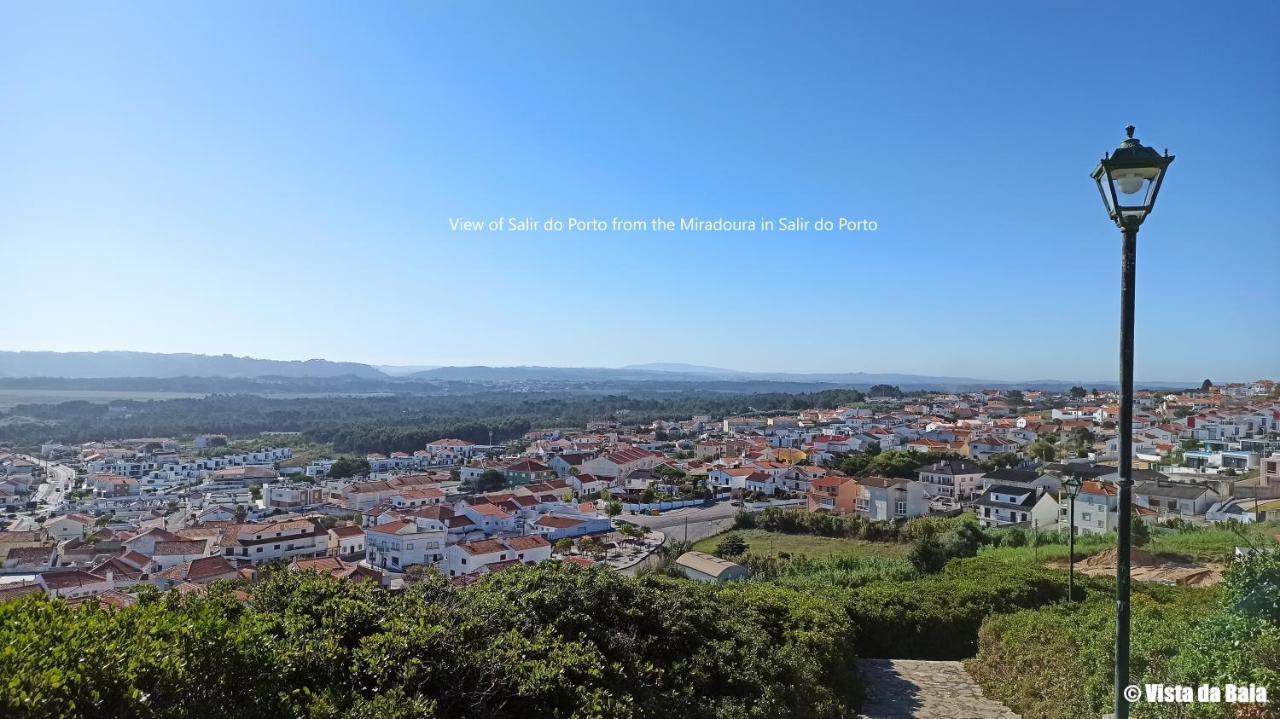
[
  {"left": 365, "top": 518, "right": 447, "bottom": 571},
  {"left": 219, "top": 519, "right": 328, "bottom": 564},
  {"left": 975, "top": 485, "right": 1059, "bottom": 529},
  {"left": 443, "top": 535, "right": 552, "bottom": 578}
]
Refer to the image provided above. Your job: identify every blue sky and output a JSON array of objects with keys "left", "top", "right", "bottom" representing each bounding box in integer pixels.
[{"left": 2, "top": 2, "right": 1277, "bottom": 382}]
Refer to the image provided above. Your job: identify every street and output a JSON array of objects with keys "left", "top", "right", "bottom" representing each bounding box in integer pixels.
[
  {"left": 621, "top": 501, "right": 741, "bottom": 545},
  {"left": 6, "top": 456, "right": 75, "bottom": 531}
]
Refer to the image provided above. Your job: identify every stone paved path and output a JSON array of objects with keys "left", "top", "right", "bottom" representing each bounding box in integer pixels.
[{"left": 857, "top": 659, "right": 1021, "bottom": 718}]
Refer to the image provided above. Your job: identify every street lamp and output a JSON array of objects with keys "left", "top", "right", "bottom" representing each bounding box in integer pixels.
[
  {"left": 1091, "top": 126, "right": 1173, "bottom": 719},
  {"left": 1063, "top": 474, "right": 1083, "bottom": 601}
]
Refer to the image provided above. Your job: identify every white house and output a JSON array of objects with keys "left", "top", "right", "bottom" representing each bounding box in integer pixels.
[
  {"left": 443, "top": 535, "right": 552, "bottom": 577},
  {"left": 219, "top": 519, "right": 328, "bottom": 564},
  {"left": 459, "top": 502, "right": 517, "bottom": 533},
  {"left": 915, "top": 459, "right": 985, "bottom": 501},
  {"left": 1060, "top": 481, "right": 1154, "bottom": 536},
  {"left": 580, "top": 448, "right": 663, "bottom": 478},
  {"left": 43, "top": 513, "right": 97, "bottom": 541},
  {"left": 852, "top": 476, "right": 929, "bottom": 521},
  {"left": 148, "top": 538, "right": 212, "bottom": 571},
  {"left": 975, "top": 485, "right": 1059, "bottom": 529},
  {"left": 364, "top": 519, "right": 447, "bottom": 571},
  {"left": 320, "top": 526, "right": 361, "bottom": 559},
  {"left": 1133, "top": 480, "right": 1219, "bottom": 518},
  {"left": 39, "top": 569, "right": 115, "bottom": 600},
  {"left": 566, "top": 473, "right": 611, "bottom": 496}
]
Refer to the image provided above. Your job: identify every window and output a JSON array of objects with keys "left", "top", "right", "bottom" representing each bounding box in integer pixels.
[
  {"left": 855, "top": 498, "right": 869, "bottom": 512},
  {"left": 1082, "top": 512, "right": 1091, "bottom": 521},
  {"left": 895, "top": 500, "right": 906, "bottom": 516}
]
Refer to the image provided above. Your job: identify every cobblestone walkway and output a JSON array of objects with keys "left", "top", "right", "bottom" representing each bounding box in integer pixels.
[{"left": 857, "top": 659, "right": 1021, "bottom": 719}]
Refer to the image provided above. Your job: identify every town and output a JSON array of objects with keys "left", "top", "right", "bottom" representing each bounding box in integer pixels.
[{"left": 2, "top": 379, "right": 1276, "bottom": 604}]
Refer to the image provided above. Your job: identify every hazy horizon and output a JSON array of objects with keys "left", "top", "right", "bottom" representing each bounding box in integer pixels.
[{"left": 0, "top": 349, "right": 1254, "bottom": 385}]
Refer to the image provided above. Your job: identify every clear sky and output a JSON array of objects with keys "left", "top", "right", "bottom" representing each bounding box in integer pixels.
[{"left": 3, "top": 2, "right": 1277, "bottom": 382}]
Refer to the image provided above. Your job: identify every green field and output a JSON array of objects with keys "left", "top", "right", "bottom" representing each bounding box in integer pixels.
[{"left": 692, "top": 528, "right": 911, "bottom": 559}]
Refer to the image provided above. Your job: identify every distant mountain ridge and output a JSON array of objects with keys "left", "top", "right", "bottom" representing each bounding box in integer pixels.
[
  {"left": 0, "top": 351, "right": 1198, "bottom": 390},
  {"left": 0, "top": 351, "right": 385, "bottom": 379}
]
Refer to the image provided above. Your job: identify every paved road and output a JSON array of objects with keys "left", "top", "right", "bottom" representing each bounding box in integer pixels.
[
  {"left": 622, "top": 501, "right": 740, "bottom": 545},
  {"left": 857, "top": 659, "right": 1020, "bottom": 719},
  {"left": 5, "top": 456, "right": 75, "bottom": 530},
  {"left": 30, "top": 457, "right": 75, "bottom": 511}
]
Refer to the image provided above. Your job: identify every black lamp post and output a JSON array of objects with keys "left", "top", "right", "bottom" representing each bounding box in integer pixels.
[
  {"left": 1091, "top": 126, "right": 1173, "bottom": 719},
  {"left": 1063, "top": 474, "right": 1083, "bottom": 601}
]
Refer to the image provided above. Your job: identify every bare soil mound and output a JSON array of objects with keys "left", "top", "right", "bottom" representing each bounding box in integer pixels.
[{"left": 1053, "top": 546, "right": 1223, "bottom": 586}]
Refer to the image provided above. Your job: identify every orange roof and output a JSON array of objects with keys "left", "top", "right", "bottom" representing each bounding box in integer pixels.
[{"left": 505, "top": 535, "right": 550, "bottom": 551}]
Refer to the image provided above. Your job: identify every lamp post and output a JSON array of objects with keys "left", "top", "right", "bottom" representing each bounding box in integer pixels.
[
  {"left": 1063, "top": 474, "right": 1083, "bottom": 601},
  {"left": 1091, "top": 126, "right": 1173, "bottom": 719}
]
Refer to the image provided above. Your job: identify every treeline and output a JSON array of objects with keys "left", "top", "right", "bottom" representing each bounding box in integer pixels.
[{"left": 0, "top": 388, "right": 867, "bottom": 453}]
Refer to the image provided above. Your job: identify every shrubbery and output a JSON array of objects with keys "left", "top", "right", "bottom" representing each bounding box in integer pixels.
[
  {"left": 743, "top": 506, "right": 980, "bottom": 545},
  {"left": 0, "top": 564, "right": 863, "bottom": 719},
  {"left": 844, "top": 556, "right": 1069, "bottom": 659},
  {"left": 969, "top": 552, "right": 1280, "bottom": 719},
  {"left": 739, "top": 552, "right": 918, "bottom": 588}
]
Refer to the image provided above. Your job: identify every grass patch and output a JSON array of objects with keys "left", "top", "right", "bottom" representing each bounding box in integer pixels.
[
  {"left": 978, "top": 521, "right": 1280, "bottom": 564},
  {"left": 693, "top": 529, "right": 910, "bottom": 560}
]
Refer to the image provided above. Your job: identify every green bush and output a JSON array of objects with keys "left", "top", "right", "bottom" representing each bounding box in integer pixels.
[
  {"left": 969, "top": 552, "right": 1280, "bottom": 719},
  {"left": 740, "top": 552, "right": 918, "bottom": 588},
  {"left": 0, "top": 565, "right": 863, "bottom": 719},
  {"left": 844, "top": 556, "right": 1069, "bottom": 659}
]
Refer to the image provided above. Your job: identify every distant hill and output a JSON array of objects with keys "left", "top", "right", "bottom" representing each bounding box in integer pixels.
[
  {"left": 405, "top": 364, "right": 1140, "bottom": 390},
  {"left": 0, "top": 352, "right": 1196, "bottom": 390},
  {"left": 0, "top": 351, "right": 386, "bottom": 379},
  {"left": 375, "top": 364, "right": 441, "bottom": 377},
  {"left": 621, "top": 363, "right": 748, "bottom": 376}
]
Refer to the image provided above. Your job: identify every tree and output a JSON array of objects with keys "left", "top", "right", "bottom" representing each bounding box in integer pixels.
[
  {"left": 1026, "top": 442, "right": 1056, "bottom": 463},
  {"left": 984, "top": 452, "right": 1021, "bottom": 469},
  {"left": 908, "top": 535, "right": 949, "bottom": 573},
  {"left": 554, "top": 538, "right": 573, "bottom": 554},
  {"left": 476, "top": 469, "right": 507, "bottom": 492},
  {"left": 1070, "top": 386, "right": 1088, "bottom": 400},
  {"left": 617, "top": 523, "right": 641, "bottom": 539},
  {"left": 1201, "top": 379, "right": 1213, "bottom": 392},
  {"left": 863, "top": 450, "right": 922, "bottom": 479},
  {"left": 328, "top": 457, "right": 370, "bottom": 480},
  {"left": 714, "top": 534, "right": 748, "bottom": 558},
  {"left": 1005, "top": 390, "right": 1025, "bottom": 407},
  {"left": 868, "top": 384, "right": 903, "bottom": 399},
  {"left": 605, "top": 500, "right": 622, "bottom": 518},
  {"left": 1131, "top": 515, "right": 1151, "bottom": 548},
  {"left": 839, "top": 453, "right": 872, "bottom": 475}
]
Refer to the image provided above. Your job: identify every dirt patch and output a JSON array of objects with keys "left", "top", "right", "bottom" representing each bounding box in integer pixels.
[{"left": 1049, "top": 546, "right": 1224, "bottom": 586}]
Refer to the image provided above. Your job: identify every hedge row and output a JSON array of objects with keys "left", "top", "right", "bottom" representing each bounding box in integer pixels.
[
  {"left": 0, "top": 565, "right": 861, "bottom": 719},
  {"left": 843, "top": 556, "right": 1070, "bottom": 659}
]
